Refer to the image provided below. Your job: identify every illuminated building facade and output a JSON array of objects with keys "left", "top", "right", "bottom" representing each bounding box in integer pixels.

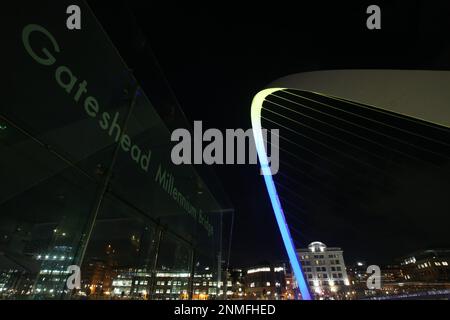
[
  {"left": 227, "top": 268, "right": 245, "bottom": 300},
  {"left": 106, "top": 268, "right": 220, "bottom": 300},
  {"left": 297, "top": 242, "right": 350, "bottom": 299},
  {"left": 400, "top": 249, "right": 450, "bottom": 283},
  {"left": 346, "top": 262, "right": 406, "bottom": 299},
  {"left": 244, "top": 264, "right": 288, "bottom": 300},
  {"left": 33, "top": 246, "right": 74, "bottom": 298}
]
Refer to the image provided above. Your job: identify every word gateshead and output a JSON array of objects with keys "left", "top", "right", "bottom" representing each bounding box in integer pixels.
[
  {"left": 21, "top": 24, "right": 213, "bottom": 236},
  {"left": 21, "top": 24, "right": 151, "bottom": 172}
]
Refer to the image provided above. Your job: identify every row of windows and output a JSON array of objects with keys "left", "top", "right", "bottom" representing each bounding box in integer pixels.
[
  {"left": 417, "top": 261, "right": 449, "bottom": 269},
  {"left": 302, "top": 259, "right": 342, "bottom": 266},
  {"left": 156, "top": 281, "right": 186, "bottom": 286},
  {"left": 308, "top": 280, "right": 346, "bottom": 286},
  {"left": 299, "top": 254, "right": 340, "bottom": 260},
  {"left": 155, "top": 289, "right": 212, "bottom": 295},
  {"left": 156, "top": 281, "right": 231, "bottom": 287},
  {"left": 304, "top": 266, "right": 342, "bottom": 272},
  {"left": 249, "top": 281, "right": 280, "bottom": 288},
  {"left": 155, "top": 289, "right": 184, "bottom": 294},
  {"left": 194, "top": 281, "right": 221, "bottom": 287},
  {"left": 306, "top": 273, "right": 343, "bottom": 279},
  {"left": 331, "top": 266, "right": 342, "bottom": 271}
]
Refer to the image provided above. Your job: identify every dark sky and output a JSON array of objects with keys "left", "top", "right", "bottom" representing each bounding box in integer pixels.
[{"left": 90, "top": 1, "right": 450, "bottom": 267}]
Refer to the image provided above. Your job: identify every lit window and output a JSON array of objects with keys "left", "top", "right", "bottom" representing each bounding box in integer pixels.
[
  {"left": 247, "top": 267, "right": 271, "bottom": 274},
  {"left": 274, "top": 267, "right": 284, "bottom": 272}
]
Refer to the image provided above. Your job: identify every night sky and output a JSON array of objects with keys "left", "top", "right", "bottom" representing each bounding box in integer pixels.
[{"left": 90, "top": 1, "right": 450, "bottom": 267}]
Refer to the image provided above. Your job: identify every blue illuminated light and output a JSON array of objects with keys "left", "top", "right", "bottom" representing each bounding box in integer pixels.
[{"left": 251, "top": 88, "right": 312, "bottom": 300}]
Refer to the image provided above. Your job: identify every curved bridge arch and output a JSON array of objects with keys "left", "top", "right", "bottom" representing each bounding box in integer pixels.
[{"left": 250, "top": 70, "right": 450, "bottom": 300}]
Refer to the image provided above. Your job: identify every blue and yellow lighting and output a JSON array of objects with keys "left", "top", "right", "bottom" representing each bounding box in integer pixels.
[{"left": 251, "top": 88, "right": 312, "bottom": 300}]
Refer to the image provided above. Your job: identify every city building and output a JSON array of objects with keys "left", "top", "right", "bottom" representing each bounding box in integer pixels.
[
  {"left": 106, "top": 267, "right": 222, "bottom": 300},
  {"left": 346, "top": 261, "right": 405, "bottom": 299},
  {"left": 82, "top": 258, "right": 115, "bottom": 298},
  {"left": 244, "top": 264, "right": 288, "bottom": 300},
  {"left": 297, "top": 242, "right": 350, "bottom": 299},
  {"left": 346, "top": 261, "right": 370, "bottom": 299},
  {"left": 346, "top": 250, "right": 450, "bottom": 300},
  {"left": 400, "top": 249, "right": 450, "bottom": 283},
  {"left": 227, "top": 268, "right": 245, "bottom": 300}
]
